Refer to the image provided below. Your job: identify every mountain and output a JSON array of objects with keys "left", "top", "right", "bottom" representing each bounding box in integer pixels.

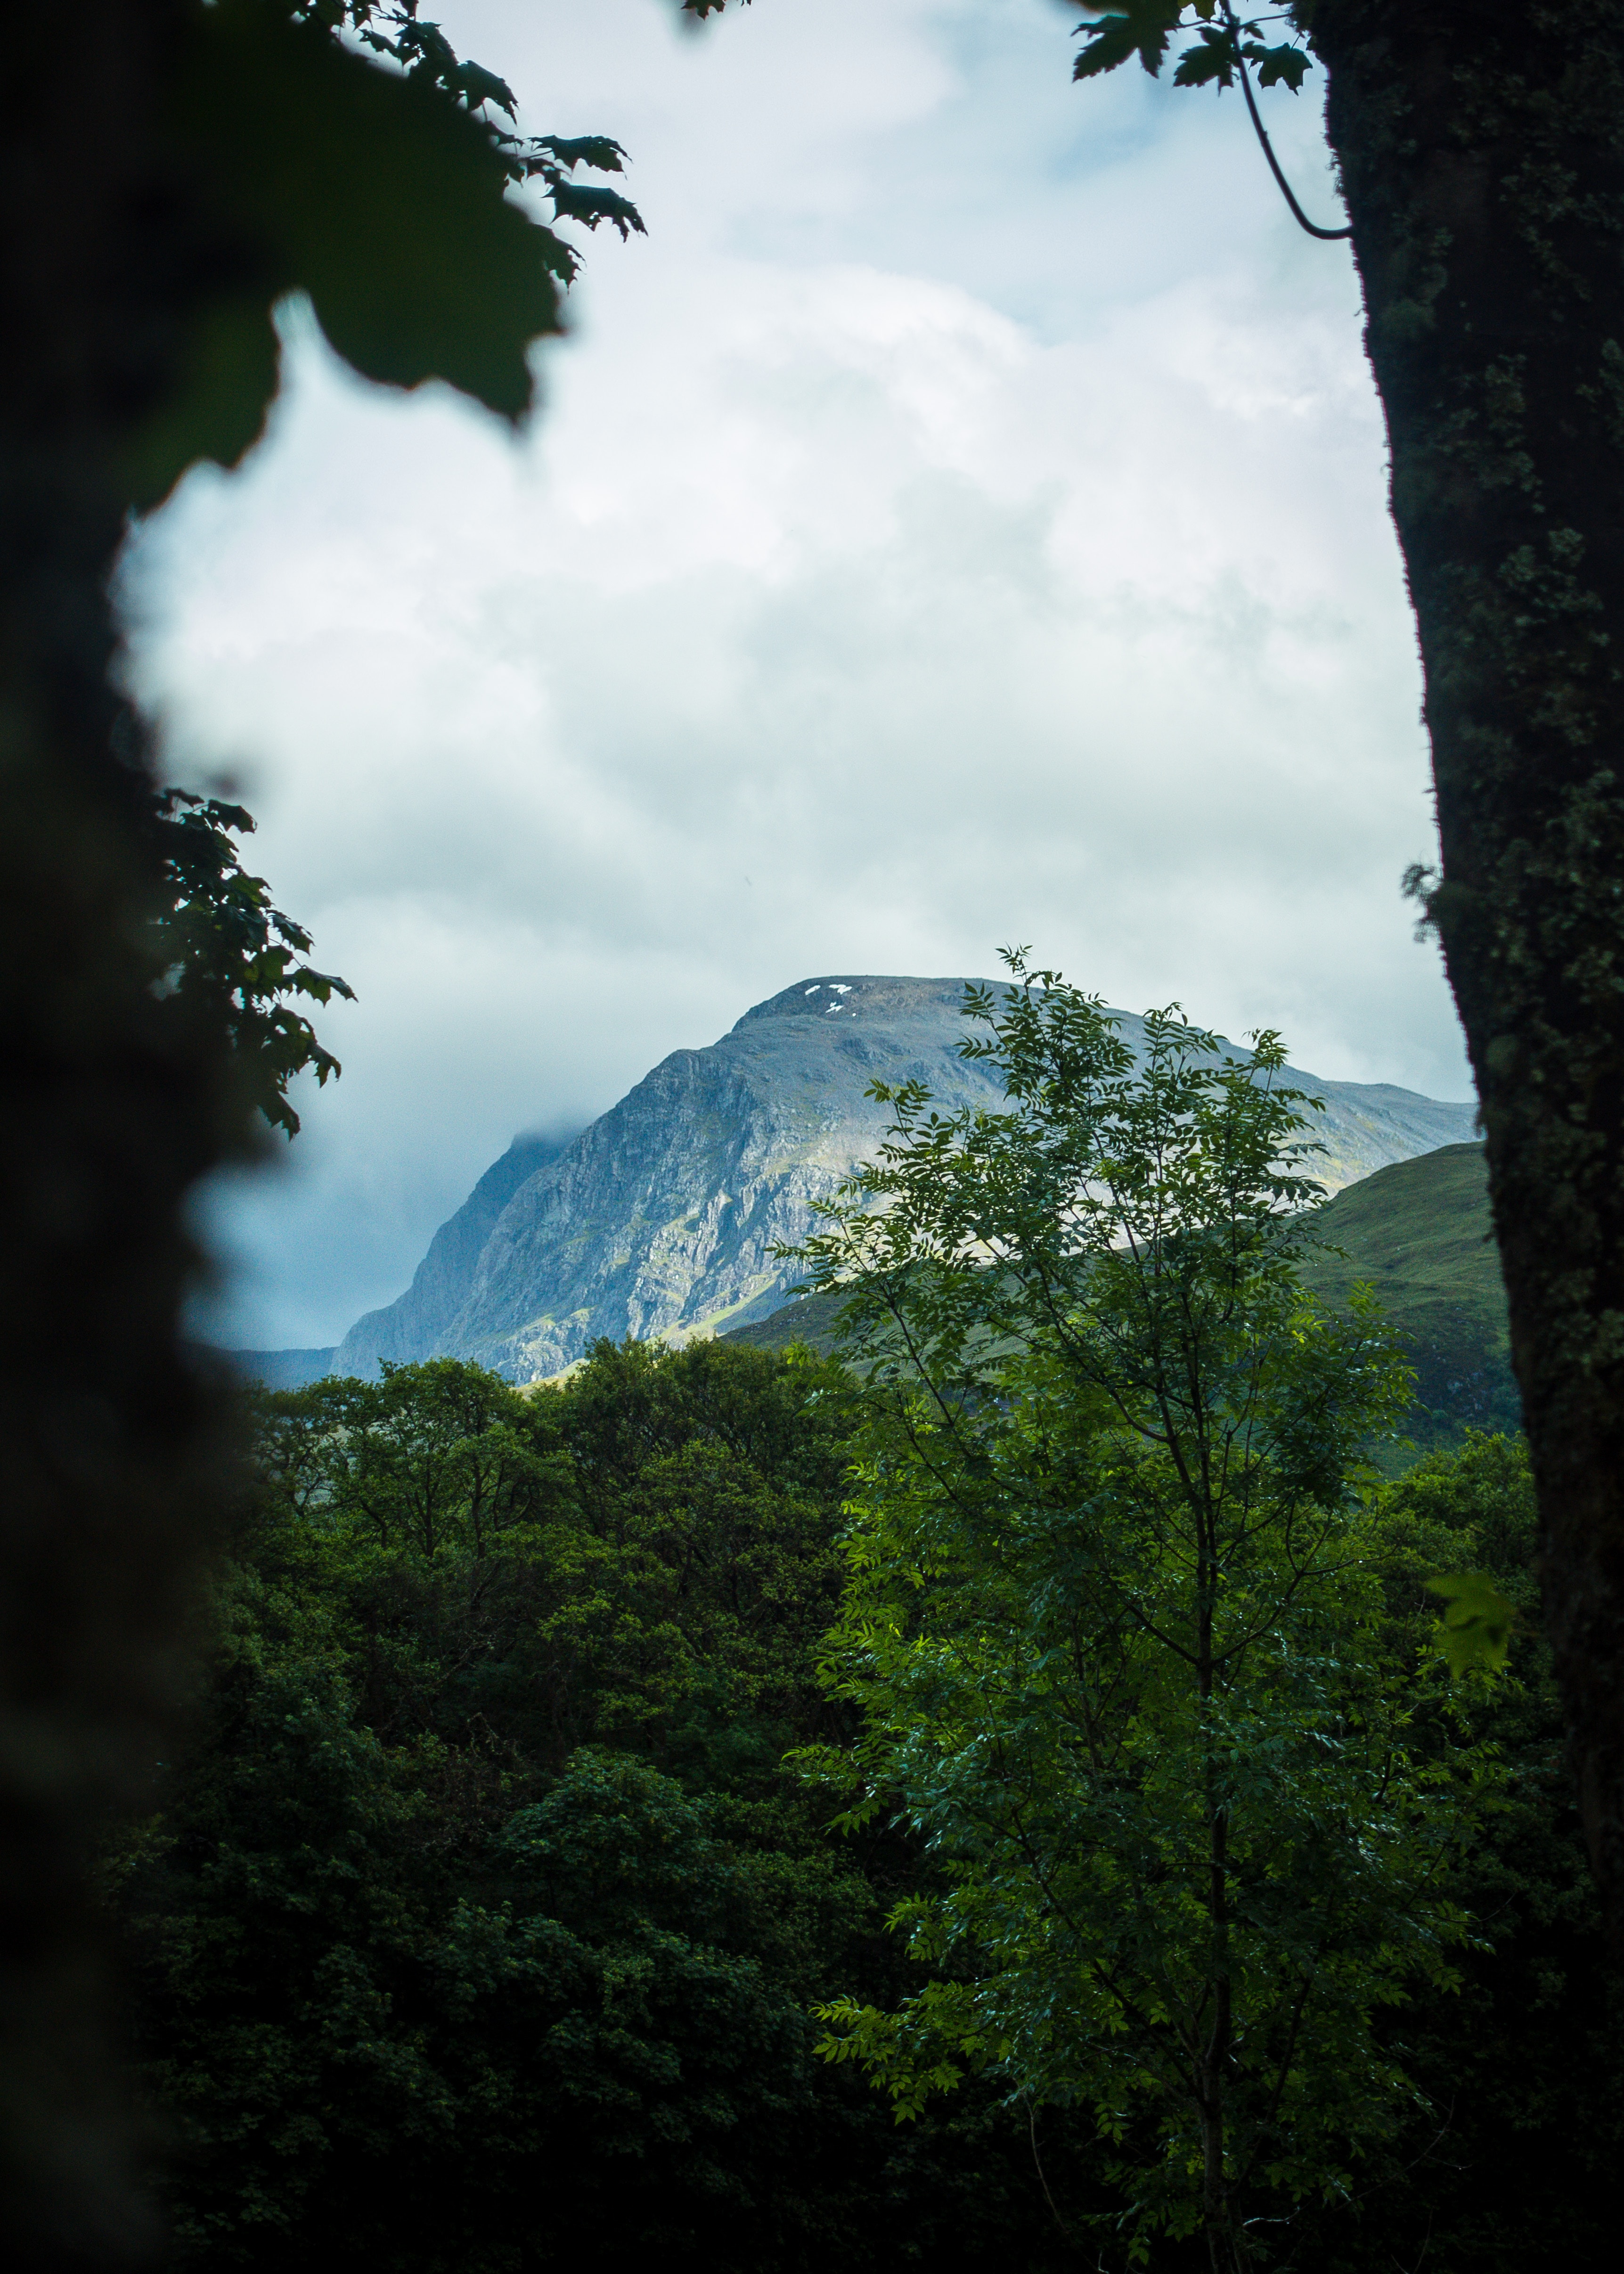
[
  {"left": 288, "top": 975, "right": 1477, "bottom": 1388},
  {"left": 729, "top": 1139, "right": 1516, "bottom": 1456},
  {"left": 332, "top": 1129, "right": 579, "bottom": 1379}
]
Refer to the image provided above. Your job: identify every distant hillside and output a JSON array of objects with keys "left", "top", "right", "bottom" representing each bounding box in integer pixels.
[
  {"left": 1301, "top": 1141, "right": 1518, "bottom": 1449},
  {"left": 727, "top": 1142, "right": 1517, "bottom": 1455},
  {"left": 223, "top": 1346, "right": 337, "bottom": 1391},
  {"left": 236, "top": 977, "right": 1478, "bottom": 1388}
]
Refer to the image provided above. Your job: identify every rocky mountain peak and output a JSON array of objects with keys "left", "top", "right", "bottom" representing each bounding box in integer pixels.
[
  {"left": 305, "top": 975, "right": 1479, "bottom": 1388},
  {"left": 734, "top": 973, "right": 985, "bottom": 1029}
]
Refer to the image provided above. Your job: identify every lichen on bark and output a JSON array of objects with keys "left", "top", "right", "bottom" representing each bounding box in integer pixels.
[{"left": 1314, "top": 0, "right": 1624, "bottom": 1924}]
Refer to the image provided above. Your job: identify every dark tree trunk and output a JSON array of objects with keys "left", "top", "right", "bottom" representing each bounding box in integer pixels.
[
  {"left": 0, "top": 0, "right": 244, "bottom": 2259},
  {"left": 1313, "top": 0, "right": 1624, "bottom": 1926}
]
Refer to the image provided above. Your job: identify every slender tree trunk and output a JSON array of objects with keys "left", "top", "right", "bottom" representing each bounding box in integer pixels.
[
  {"left": 0, "top": 2, "right": 243, "bottom": 2259},
  {"left": 1197, "top": 1842, "right": 1235, "bottom": 2270},
  {"left": 1313, "top": 0, "right": 1624, "bottom": 1930},
  {"left": 1196, "top": 1590, "right": 1242, "bottom": 2269}
]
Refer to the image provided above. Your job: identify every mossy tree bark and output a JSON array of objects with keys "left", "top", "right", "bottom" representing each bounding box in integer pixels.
[
  {"left": 1312, "top": 0, "right": 1624, "bottom": 1925},
  {"left": 0, "top": 1, "right": 243, "bottom": 2260}
]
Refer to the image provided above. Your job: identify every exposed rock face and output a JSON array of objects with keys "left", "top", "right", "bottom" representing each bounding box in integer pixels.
[
  {"left": 447, "top": 978, "right": 1014, "bottom": 1380},
  {"left": 326, "top": 975, "right": 1476, "bottom": 1386},
  {"left": 332, "top": 1129, "right": 577, "bottom": 1379}
]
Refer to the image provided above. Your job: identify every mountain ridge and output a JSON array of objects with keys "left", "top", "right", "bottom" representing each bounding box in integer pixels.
[
  {"left": 334, "top": 1128, "right": 578, "bottom": 1377},
  {"left": 237, "top": 975, "right": 1478, "bottom": 1389}
]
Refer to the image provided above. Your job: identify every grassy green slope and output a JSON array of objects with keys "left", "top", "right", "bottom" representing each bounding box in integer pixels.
[
  {"left": 723, "top": 1282, "right": 847, "bottom": 1360},
  {"left": 1299, "top": 1142, "right": 1518, "bottom": 1451},
  {"left": 725, "top": 1143, "right": 1518, "bottom": 1453}
]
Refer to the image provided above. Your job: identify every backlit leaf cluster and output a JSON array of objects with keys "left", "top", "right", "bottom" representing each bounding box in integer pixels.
[{"left": 1072, "top": 3, "right": 1312, "bottom": 93}]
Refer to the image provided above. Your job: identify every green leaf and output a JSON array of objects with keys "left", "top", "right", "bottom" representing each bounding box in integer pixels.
[
  {"left": 1072, "top": 3, "right": 1186, "bottom": 82},
  {"left": 1073, "top": 16, "right": 1143, "bottom": 80},
  {"left": 545, "top": 180, "right": 648, "bottom": 238},
  {"left": 1424, "top": 1572, "right": 1519, "bottom": 1676},
  {"left": 537, "top": 134, "right": 633, "bottom": 175},
  {"left": 1172, "top": 27, "right": 1238, "bottom": 89},
  {"left": 454, "top": 59, "right": 519, "bottom": 119},
  {"left": 132, "top": 0, "right": 570, "bottom": 504},
  {"left": 1249, "top": 41, "right": 1312, "bottom": 92}
]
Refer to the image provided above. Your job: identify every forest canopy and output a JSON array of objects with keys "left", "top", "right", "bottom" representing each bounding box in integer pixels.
[
  {"left": 108, "top": 990, "right": 1622, "bottom": 2271},
  {"left": 109, "top": 1343, "right": 1621, "bottom": 2273}
]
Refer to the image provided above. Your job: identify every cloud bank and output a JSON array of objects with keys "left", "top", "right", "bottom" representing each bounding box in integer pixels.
[{"left": 120, "top": 0, "right": 1462, "bottom": 1350}]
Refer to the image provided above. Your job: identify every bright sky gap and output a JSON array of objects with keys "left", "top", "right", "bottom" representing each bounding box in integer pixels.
[{"left": 118, "top": 0, "right": 1464, "bottom": 1351}]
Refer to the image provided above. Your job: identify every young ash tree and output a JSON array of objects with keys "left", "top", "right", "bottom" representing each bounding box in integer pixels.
[{"left": 792, "top": 964, "right": 1492, "bottom": 2272}]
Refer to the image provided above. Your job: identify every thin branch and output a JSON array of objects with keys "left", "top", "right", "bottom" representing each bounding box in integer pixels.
[
  {"left": 1028, "top": 2101, "right": 1077, "bottom": 2250},
  {"left": 1223, "top": 5, "right": 1352, "bottom": 242}
]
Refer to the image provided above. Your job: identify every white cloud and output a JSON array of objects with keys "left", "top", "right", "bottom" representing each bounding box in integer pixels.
[{"left": 122, "top": 0, "right": 1462, "bottom": 1349}]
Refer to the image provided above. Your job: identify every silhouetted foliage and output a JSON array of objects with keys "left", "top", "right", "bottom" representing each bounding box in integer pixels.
[{"left": 147, "top": 790, "right": 352, "bottom": 1137}]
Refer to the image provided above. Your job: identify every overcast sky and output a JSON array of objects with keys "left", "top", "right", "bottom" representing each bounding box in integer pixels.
[{"left": 121, "top": 0, "right": 1468, "bottom": 1353}]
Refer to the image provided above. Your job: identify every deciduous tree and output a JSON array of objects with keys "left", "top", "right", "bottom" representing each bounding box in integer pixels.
[{"left": 793, "top": 965, "right": 1487, "bottom": 2271}]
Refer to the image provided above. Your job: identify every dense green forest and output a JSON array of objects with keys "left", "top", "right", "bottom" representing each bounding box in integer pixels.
[
  {"left": 111, "top": 1329, "right": 1620, "bottom": 2263},
  {"left": 110, "top": 1341, "right": 1078, "bottom": 2271}
]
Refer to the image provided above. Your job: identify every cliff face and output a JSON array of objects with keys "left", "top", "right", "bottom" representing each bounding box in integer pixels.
[
  {"left": 446, "top": 978, "right": 1015, "bottom": 1380},
  {"left": 329, "top": 975, "right": 1476, "bottom": 1386},
  {"left": 332, "top": 1129, "right": 578, "bottom": 1379}
]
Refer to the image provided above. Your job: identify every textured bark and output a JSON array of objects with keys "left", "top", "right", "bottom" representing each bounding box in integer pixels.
[
  {"left": 0, "top": 0, "right": 243, "bottom": 2260},
  {"left": 1313, "top": 0, "right": 1624, "bottom": 1925}
]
